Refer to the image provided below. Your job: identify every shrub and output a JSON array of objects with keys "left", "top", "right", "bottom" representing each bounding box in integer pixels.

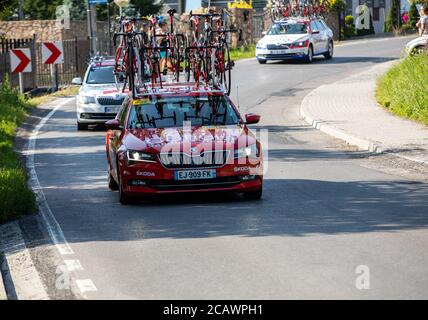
[
  {"left": 344, "top": 15, "right": 356, "bottom": 38},
  {"left": 345, "top": 15, "right": 354, "bottom": 25},
  {"left": 408, "top": 2, "right": 420, "bottom": 27},
  {"left": 327, "top": 0, "right": 346, "bottom": 12},
  {"left": 384, "top": 0, "right": 401, "bottom": 32}
]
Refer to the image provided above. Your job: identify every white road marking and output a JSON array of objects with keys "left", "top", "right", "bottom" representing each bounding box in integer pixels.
[
  {"left": 25, "top": 98, "right": 75, "bottom": 256},
  {"left": 64, "top": 260, "right": 84, "bottom": 272},
  {"left": 76, "top": 279, "right": 98, "bottom": 293},
  {"left": 23, "top": 97, "right": 99, "bottom": 298}
]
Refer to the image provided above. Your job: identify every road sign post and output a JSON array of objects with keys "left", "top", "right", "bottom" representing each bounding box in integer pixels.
[{"left": 10, "top": 48, "right": 32, "bottom": 93}]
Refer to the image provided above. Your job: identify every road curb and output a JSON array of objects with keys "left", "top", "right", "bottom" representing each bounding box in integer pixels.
[
  {"left": 300, "top": 89, "right": 384, "bottom": 154},
  {"left": 300, "top": 61, "right": 428, "bottom": 165},
  {"left": 0, "top": 259, "right": 7, "bottom": 300},
  {"left": 0, "top": 222, "right": 49, "bottom": 300}
]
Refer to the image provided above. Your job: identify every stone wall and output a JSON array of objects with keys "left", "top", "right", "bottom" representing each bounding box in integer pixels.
[
  {"left": 0, "top": 20, "right": 109, "bottom": 43},
  {"left": 229, "top": 8, "right": 254, "bottom": 48},
  {"left": 325, "top": 12, "right": 340, "bottom": 41}
]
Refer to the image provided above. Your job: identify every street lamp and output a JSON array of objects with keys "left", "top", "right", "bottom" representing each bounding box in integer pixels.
[{"left": 114, "top": 0, "right": 130, "bottom": 17}]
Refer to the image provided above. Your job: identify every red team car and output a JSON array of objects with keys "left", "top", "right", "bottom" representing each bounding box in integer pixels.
[{"left": 105, "top": 83, "right": 264, "bottom": 204}]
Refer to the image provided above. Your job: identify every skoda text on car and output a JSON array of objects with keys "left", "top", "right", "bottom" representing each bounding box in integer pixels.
[
  {"left": 105, "top": 83, "right": 264, "bottom": 204},
  {"left": 256, "top": 17, "right": 334, "bottom": 64},
  {"left": 73, "top": 57, "right": 126, "bottom": 130}
]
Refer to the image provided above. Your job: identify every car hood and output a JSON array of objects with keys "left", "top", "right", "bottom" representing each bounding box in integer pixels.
[
  {"left": 79, "top": 84, "right": 126, "bottom": 98},
  {"left": 259, "top": 34, "right": 308, "bottom": 46},
  {"left": 123, "top": 125, "right": 257, "bottom": 152}
]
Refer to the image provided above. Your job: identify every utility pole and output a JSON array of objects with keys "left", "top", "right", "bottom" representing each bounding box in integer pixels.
[
  {"left": 87, "top": 0, "right": 97, "bottom": 56},
  {"left": 18, "top": 0, "right": 24, "bottom": 19}
]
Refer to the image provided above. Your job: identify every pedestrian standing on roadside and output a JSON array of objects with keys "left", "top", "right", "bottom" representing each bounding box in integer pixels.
[{"left": 416, "top": 7, "right": 428, "bottom": 36}]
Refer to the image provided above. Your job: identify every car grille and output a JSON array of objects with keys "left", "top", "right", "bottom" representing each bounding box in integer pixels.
[
  {"left": 267, "top": 44, "right": 290, "bottom": 50},
  {"left": 141, "top": 176, "right": 242, "bottom": 191},
  {"left": 97, "top": 97, "right": 125, "bottom": 106},
  {"left": 159, "top": 150, "right": 230, "bottom": 169}
]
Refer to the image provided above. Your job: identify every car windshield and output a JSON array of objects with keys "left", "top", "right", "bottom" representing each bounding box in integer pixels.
[
  {"left": 86, "top": 66, "right": 116, "bottom": 84},
  {"left": 128, "top": 96, "right": 240, "bottom": 129},
  {"left": 267, "top": 23, "right": 308, "bottom": 35}
]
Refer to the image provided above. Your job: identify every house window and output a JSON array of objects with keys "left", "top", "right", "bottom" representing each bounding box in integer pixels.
[
  {"left": 373, "top": 7, "right": 380, "bottom": 21},
  {"left": 373, "top": 0, "right": 380, "bottom": 21}
]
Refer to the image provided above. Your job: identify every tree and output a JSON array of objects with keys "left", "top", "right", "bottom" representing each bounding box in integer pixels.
[
  {"left": 63, "top": 0, "right": 87, "bottom": 21},
  {"left": 384, "top": 0, "right": 401, "bottom": 32},
  {"left": 0, "top": 0, "right": 17, "bottom": 20},
  {"left": 21, "top": 0, "right": 62, "bottom": 19},
  {"left": 408, "top": 1, "right": 419, "bottom": 28},
  {"left": 130, "top": 0, "right": 163, "bottom": 17}
]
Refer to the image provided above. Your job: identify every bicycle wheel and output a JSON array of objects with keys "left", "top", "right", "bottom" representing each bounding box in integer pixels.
[{"left": 221, "top": 41, "right": 231, "bottom": 96}]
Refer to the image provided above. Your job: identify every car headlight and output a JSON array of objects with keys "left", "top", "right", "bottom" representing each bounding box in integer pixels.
[
  {"left": 291, "top": 39, "right": 309, "bottom": 48},
  {"left": 126, "top": 150, "right": 157, "bottom": 163},
  {"left": 256, "top": 42, "right": 266, "bottom": 50},
  {"left": 78, "top": 95, "right": 96, "bottom": 104},
  {"left": 234, "top": 144, "right": 258, "bottom": 159}
]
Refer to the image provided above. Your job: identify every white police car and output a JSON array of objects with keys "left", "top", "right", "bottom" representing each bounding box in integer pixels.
[
  {"left": 256, "top": 17, "right": 334, "bottom": 64},
  {"left": 72, "top": 58, "right": 126, "bottom": 130}
]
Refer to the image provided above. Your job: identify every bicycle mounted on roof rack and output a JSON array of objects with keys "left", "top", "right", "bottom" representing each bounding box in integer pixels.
[
  {"left": 270, "top": 0, "right": 328, "bottom": 22},
  {"left": 113, "top": 9, "right": 240, "bottom": 99}
]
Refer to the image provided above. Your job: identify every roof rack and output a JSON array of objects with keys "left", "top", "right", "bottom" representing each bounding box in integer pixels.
[{"left": 135, "top": 82, "right": 226, "bottom": 97}]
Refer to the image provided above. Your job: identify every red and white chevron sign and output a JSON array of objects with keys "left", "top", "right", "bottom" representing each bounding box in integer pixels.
[
  {"left": 42, "top": 42, "right": 64, "bottom": 65},
  {"left": 10, "top": 48, "right": 32, "bottom": 73}
]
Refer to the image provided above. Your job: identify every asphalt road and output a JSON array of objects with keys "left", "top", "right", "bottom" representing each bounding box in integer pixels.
[{"left": 32, "top": 35, "right": 428, "bottom": 299}]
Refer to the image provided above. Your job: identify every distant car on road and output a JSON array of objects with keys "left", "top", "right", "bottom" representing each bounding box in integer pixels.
[
  {"left": 105, "top": 83, "right": 264, "bottom": 204},
  {"left": 405, "top": 35, "right": 428, "bottom": 56},
  {"left": 256, "top": 17, "right": 334, "bottom": 64},
  {"left": 73, "top": 57, "right": 126, "bottom": 130}
]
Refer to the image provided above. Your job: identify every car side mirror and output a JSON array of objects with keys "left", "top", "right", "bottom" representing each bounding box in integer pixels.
[
  {"left": 245, "top": 113, "right": 261, "bottom": 125},
  {"left": 312, "top": 30, "right": 320, "bottom": 34},
  {"left": 105, "top": 119, "right": 121, "bottom": 130},
  {"left": 261, "top": 31, "right": 267, "bottom": 36},
  {"left": 72, "top": 77, "right": 83, "bottom": 85}
]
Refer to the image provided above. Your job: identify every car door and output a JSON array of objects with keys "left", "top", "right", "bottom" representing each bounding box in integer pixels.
[
  {"left": 310, "top": 21, "right": 322, "bottom": 54},
  {"left": 316, "top": 20, "right": 329, "bottom": 53}
]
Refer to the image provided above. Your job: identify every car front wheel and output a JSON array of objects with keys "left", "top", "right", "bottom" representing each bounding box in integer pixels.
[
  {"left": 324, "top": 41, "right": 333, "bottom": 59},
  {"left": 305, "top": 45, "right": 314, "bottom": 63},
  {"left": 258, "top": 59, "right": 267, "bottom": 64},
  {"left": 118, "top": 171, "right": 132, "bottom": 205},
  {"left": 108, "top": 167, "right": 119, "bottom": 191}
]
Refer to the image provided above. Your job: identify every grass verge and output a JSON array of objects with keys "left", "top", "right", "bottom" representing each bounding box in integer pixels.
[
  {"left": 376, "top": 54, "right": 428, "bottom": 126},
  {"left": 230, "top": 44, "right": 256, "bottom": 61},
  {"left": 0, "top": 78, "right": 36, "bottom": 223},
  {"left": 0, "top": 83, "right": 78, "bottom": 223}
]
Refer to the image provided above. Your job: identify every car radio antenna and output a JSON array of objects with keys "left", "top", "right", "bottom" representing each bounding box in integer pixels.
[{"left": 236, "top": 84, "right": 241, "bottom": 111}]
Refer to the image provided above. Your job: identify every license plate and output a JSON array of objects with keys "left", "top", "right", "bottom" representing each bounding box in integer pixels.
[
  {"left": 269, "top": 49, "right": 290, "bottom": 54},
  {"left": 105, "top": 106, "right": 119, "bottom": 114},
  {"left": 174, "top": 169, "right": 216, "bottom": 181}
]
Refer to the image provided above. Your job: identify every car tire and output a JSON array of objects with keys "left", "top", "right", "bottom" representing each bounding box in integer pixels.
[
  {"left": 305, "top": 45, "right": 313, "bottom": 63},
  {"left": 324, "top": 41, "right": 333, "bottom": 59},
  {"left": 108, "top": 168, "right": 119, "bottom": 191},
  {"left": 118, "top": 172, "right": 132, "bottom": 205},
  {"left": 243, "top": 189, "right": 263, "bottom": 200},
  {"left": 77, "top": 122, "right": 88, "bottom": 131},
  {"left": 258, "top": 59, "right": 267, "bottom": 64}
]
